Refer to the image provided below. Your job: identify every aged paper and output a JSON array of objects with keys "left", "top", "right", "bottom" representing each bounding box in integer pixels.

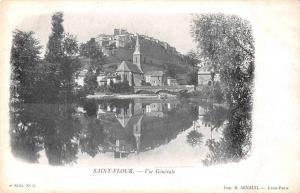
[{"left": 0, "top": 0, "right": 299, "bottom": 193}]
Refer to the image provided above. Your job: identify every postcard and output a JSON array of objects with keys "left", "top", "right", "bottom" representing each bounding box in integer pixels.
[{"left": 0, "top": 0, "right": 299, "bottom": 192}]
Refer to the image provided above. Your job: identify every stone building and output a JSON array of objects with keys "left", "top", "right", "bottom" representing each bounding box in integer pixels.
[
  {"left": 75, "top": 69, "right": 88, "bottom": 87},
  {"left": 116, "top": 61, "right": 144, "bottom": 86},
  {"left": 166, "top": 77, "right": 178, "bottom": 86},
  {"left": 145, "top": 71, "right": 164, "bottom": 86},
  {"left": 197, "top": 70, "right": 212, "bottom": 86}
]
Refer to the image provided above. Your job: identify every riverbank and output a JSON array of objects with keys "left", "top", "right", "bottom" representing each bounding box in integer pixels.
[{"left": 86, "top": 93, "right": 162, "bottom": 99}]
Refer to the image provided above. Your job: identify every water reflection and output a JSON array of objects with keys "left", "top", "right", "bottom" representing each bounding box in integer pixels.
[
  {"left": 82, "top": 99, "right": 194, "bottom": 158},
  {"left": 10, "top": 98, "right": 250, "bottom": 166}
]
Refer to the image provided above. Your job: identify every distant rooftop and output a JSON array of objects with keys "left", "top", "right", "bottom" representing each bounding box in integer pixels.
[
  {"left": 116, "top": 61, "right": 143, "bottom": 74},
  {"left": 145, "top": 70, "right": 164, "bottom": 76}
]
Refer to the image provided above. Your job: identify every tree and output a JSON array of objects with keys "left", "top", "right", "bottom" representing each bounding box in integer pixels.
[
  {"left": 80, "top": 117, "right": 106, "bottom": 157},
  {"left": 187, "top": 71, "right": 198, "bottom": 86},
  {"left": 83, "top": 68, "right": 98, "bottom": 94},
  {"left": 191, "top": 14, "right": 254, "bottom": 164},
  {"left": 186, "top": 50, "right": 200, "bottom": 70},
  {"left": 79, "top": 38, "right": 103, "bottom": 71},
  {"left": 191, "top": 14, "right": 254, "bottom": 72},
  {"left": 10, "top": 30, "right": 42, "bottom": 103},
  {"left": 59, "top": 33, "right": 81, "bottom": 102},
  {"left": 165, "top": 65, "right": 177, "bottom": 78},
  {"left": 63, "top": 33, "right": 79, "bottom": 57},
  {"left": 45, "top": 12, "right": 64, "bottom": 63},
  {"left": 43, "top": 12, "right": 81, "bottom": 103},
  {"left": 191, "top": 14, "right": 254, "bottom": 103},
  {"left": 80, "top": 38, "right": 104, "bottom": 94}
]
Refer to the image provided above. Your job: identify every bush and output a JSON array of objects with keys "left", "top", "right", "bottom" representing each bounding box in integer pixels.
[
  {"left": 187, "top": 71, "right": 198, "bottom": 85},
  {"left": 108, "top": 81, "right": 133, "bottom": 93},
  {"left": 212, "top": 82, "right": 224, "bottom": 103}
]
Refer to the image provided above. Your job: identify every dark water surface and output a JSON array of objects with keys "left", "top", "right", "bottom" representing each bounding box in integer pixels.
[{"left": 10, "top": 98, "right": 250, "bottom": 166}]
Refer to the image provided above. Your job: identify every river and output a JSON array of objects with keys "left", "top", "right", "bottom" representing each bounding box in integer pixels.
[{"left": 10, "top": 98, "right": 248, "bottom": 167}]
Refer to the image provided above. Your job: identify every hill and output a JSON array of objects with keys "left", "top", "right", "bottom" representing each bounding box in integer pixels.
[{"left": 82, "top": 29, "right": 194, "bottom": 84}]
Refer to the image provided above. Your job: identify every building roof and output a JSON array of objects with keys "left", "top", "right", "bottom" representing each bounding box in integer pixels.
[
  {"left": 145, "top": 70, "right": 164, "bottom": 76},
  {"left": 198, "top": 70, "right": 211, "bottom": 75},
  {"left": 116, "top": 61, "right": 143, "bottom": 74},
  {"left": 167, "top": 77, "right": 177, "bottom": 80},
  {"left": 116, "top": 116, "right": 131, "bottom": 128}
]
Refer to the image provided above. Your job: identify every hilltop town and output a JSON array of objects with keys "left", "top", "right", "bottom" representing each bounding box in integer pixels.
[{"left": 76, "top": 28, "right": 214, "bottom": 95}]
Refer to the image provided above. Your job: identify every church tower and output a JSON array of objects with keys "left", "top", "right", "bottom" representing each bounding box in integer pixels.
[
  {"left": 133, "top": 34, "right": 143, "bottom": 72},
  {"left": 133, "top": 115, "right": 143, "bottom": 154}
]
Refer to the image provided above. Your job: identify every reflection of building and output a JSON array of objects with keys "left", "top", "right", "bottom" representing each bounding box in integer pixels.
[
  {"left": 196, "top": 105, "right": 224, "bottom": 142},
  {"left": 115, "top": 102, "right": 133, "bottom": 128},
  {"left": 114, "top": 113, "right": 144, "bottom": 157},
  {"left": 167, "top": 102, "right": 177, "bottom": 110},
  {"left": 114, "top": 139, "right": 134, "bottom": 158},
  {"left": 198, "top": 106, "right": 211, "bottom": 129},
  {"left": 145, "top": 103, "right": 167, "bottom": 117},
  {"left": 133, "top": 116, "right": 142, "bottom": 153},
  {"left": 83, "top": 100, "right": 185, "bottom": 159}
]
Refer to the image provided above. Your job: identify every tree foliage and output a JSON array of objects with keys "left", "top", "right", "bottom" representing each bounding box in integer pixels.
[
  {"left": 11, "top": 12, "right": 82, "bottom": 104},
  {"left": 45, "top": 12, "right": 64, "bottom": 63},
  {"left": 191, "top": 14, "right": 254, "bottom": 103},
  {"left": 43, "top": 12, "right": 81, "bottom": 103},
  {"left": 186, "top": 50, "right": 200, "bottom": 69},
  {"left": 191, "top": 13, "right": 254, "bottom": 73},
  {"left": 83, "top": 68, "right": 98, "bottom": 94},
  {"left": 80, "top": 38, "right": 104, "bottom": 93},
  {"left": 79, "top": 38, "right": 103, "bottom": 70},
  {"left": 10, "top": 30, "right": 42, "bottom": 103},
  {"left": 191, "top": 14, "right": 254, "bottom": 165}
]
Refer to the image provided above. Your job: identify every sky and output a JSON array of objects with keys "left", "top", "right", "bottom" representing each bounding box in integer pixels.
[{"left": 15, "top": 12, "right": 197, "bottom": 55}]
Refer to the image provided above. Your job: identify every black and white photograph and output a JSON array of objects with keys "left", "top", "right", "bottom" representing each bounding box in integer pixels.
[
  {"left": 10, "top": 11, "right": 254, "bottom": 166},
  {"left": 0, "top": 1, "right": 299, "bottom": 192}
]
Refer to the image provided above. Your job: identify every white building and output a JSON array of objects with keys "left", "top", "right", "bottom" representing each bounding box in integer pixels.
[{"left": 75, "top": 69, "right": 88, "bottom": 87}]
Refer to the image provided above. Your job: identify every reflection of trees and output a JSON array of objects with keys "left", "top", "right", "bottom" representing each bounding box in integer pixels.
[
  {"left": 10, "top": 105, "right": 43, "bottom": 163},
  {"left": 202, "top": 105, "right": 228, "bottom": 130},
  {"left": 10, "top": 104, "right": 81, "bottom": 165},
  {"left": 43, "top": 105, "right": 80, "bottom": 165},
  {"left": 203, "top": 98, "right": 252, "bottom": 165},
  {"left": 186, "top": 130, "right": 203, "bottom": 147},
  {"left": 141, "top": 102, "right": 195, "bottom": 150},
  {"left": 83, "top": 100, "right": 98, "bottom": 116},
  {"left": 79, "top": 117, "right": 106, "bottom": 157}
]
